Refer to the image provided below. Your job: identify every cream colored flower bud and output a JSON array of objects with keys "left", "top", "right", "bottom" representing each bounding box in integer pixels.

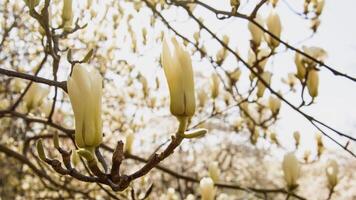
[
  {"left": 62, "top": 0, "right": 73, "bottom": 23},
  {"left": 315, "top": 0, "right": 324, "bottom": 15},
  {"left": 166, "top": 188, "right": 179, "bottom": 200},
  {"left": 185, "top": 194, "right": 196, "bottom": 200},
  {"left": 266, "top": 9, "right": 282, "bottom": 48},
  {"left": 248, "top": 15, "right": 264, "bottom": 47},
  {"left": 222, "top": 35, "right": 230, "bottom": 46},
  {"left": 293, "top": 131, "right": 300, "bottom": 146},
  {"left": 268, "top": 95, "right": 281, "bottom": 115},
  {"left": 24, "top": 0, "right": 40, "bottom": 9},
  {"left": 67, "top": 64, "right": 103, "bottom": 151},
  {"left": 208, "top": 161, "right": 220, "bottom": 182},
  {"left": 216, "top": 48, "right": 227, "bottom": 65},
  {"left": 326, "top": 159, "right": 339, "bottom": 189},
  {"left": 270, "top": 132, "right": 278, "bottom": 144},
  {"left": 71, "top": 150, "right": 80, "bottom": 167},
  {"left": 282, "top": 152, "right": 300, "bottom": 189},
  {"left": 210, "top": 73, "right": 220, "bottom": 99},
  {"left": 230, "top": 68, "right": 241, "bottom": 83},
  {"left": 306, "top": 69, "right": 319, "bottom": 99},
  {"left": 257, "top": 71, "right": 272, "bottom": 98},
  {"left": 194, "top": 32, "right": 200, "bottom": 44},
  {"left": 24, "top": 83, "right": 49, "bottom": 112},
  {"left": 124, "top": 131, "right": 135, "bottom": 154},
  {"left": 161, "top": 37, "right": 196, "bottom": 117},
  {"left": 199, "top": 177, "right": 216, "bottom": 200},
  {"left": 294, "top": 52, "right": 306, "bottom": 80}
]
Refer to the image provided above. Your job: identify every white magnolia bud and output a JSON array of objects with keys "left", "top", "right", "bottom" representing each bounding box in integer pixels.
[
  {"left": 161, "top": 37, "right": 196, "bottom": 117},
  {"left": 124, "top": 131, "right": 135, "bottom": 154},
  {"left": 194, "top": 31, "right": 200, "bottom": 44},
  {"left": 230, "top": 68, "right": 241, "bottom": 83},
  {"left": 268, "top": 95, "right": 281, "bottom": 115},
  {"left": 199, "top": 177, "right": 216, "bottom": 200},
  {"left": 210, "top": 73, "right": 220, "bottom": 99},
  {"left": 316, "top": 0, "right": 325, "bottom": 15},
  {"left": 306, "top": 69, "right": 319, "bottom": 99},
  {"left": 62, "top": 0, "right": 73, "bottom": 23},
  {"left": 208, "top": 161, "right": 220, "bottom": 182},
  {"left": 67, "top": 64, "right": 103, "bottom": 151},
  {"left": 282, "top": 152, "right": 300, "bottom": 189},
  {"left": 266, "top": 9, "right": 282, "bottom": 48},
  {"left": 294, "top": 52, "right": 306, "bottom": 80},
  {"left": 23, "top": 83, "right": 49, "bottom": 111},
  {"left": 248, "top": 15, "right": 264, "bottom": 47},
  {"left": 185, "top": 194, "right": 196, "bottom": 200},
  {"left": 326, "top": 159, "right": 339, "bottom": 189},
  {"left": 257, "top": 71, "right": 272, "bottom": 98}
]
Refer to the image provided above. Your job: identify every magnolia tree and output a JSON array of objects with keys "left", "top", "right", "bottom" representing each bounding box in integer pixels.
[{"left": 0, "top": 0, "right": 355, "bottom": 199}]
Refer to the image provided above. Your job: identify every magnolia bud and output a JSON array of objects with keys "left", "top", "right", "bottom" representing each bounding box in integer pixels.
[
  {"left": 194, "top": 32, "right": 200, "bottom": 44},
  {"left": 67, "top": 64, "right": 103, "bottom": 152},
  {"left": 62, "top": 0, "right": 73, "bottom": 23},
  {"left": 270, "top": 132, "right": 278, "bottom": 144},
  {"left": 230, "top": 68, "right": 241, "bottom": 83},
  {"left": 307, "top": 69, "right": 319, "bottom": 99},
  {"left": 326, "top": 159, "right": 339, "bottom": 189},
  {"left": 71, "top": 150, "right": 80, "bottom": 167},
  {"left": 257, "top": 71, "right": 272, "bottom": 98},
  {"left": 248, "top": 15, "right": 264, "bottom": 48},
  {"left": 161, "top": 37, "right": 196, "bottom": 118},
  {"left": 23, "top": 83, "right": 49, "bottom": 112},
  {"left": 268, "top": 95, "right": 281, "bottom": 115},
  {"left": 166, "top": 188, "right": 179, "bottom": 200},
  {"left": 199, "top": 177, "right": 216, "bottom": 200},
  {"left": 210, "top": 74, "right": 220, "bottom": 99},
  {"left": 185, "top": 194, "right": 196, "bottom": 200},
  {"left": 266, "top": 9, "right": 282, "bottom": 48},
  {"left": 294, "top": 52, "right": 306, "bottom": 80},
  {"left": 282, "top": 152, "right": 300, "bottom": 189},
  {"left": 222, "top": 35, "right": 229, "bottom": 46},
  {"left": 315, "top": 0, "right": 325, "bottom": 15},
  {"left": 208, "top": 161, "right": 220, "bottom": 182},
  {"left": 124, "top": 131, "right": 135, "bottom": 154}
]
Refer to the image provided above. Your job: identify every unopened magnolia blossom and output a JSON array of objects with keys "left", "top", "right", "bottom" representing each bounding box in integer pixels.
[
  {"left": 67, "top": 64, "right": 103, "bottom": 151},
  {"left": 211, "top": 73, "right": 220, "bottom": 99},
  {"left": 23, "top": 83, "right": 49, "bottom": 111},
  {"left": 199, "top": 177, "right": 216, "bottom": 200},
  {"left": 161, "top": 37, "right": 196, "bottom": 118},
  {"left": 268, "top": 95, "right": 281, "bottom": 115},
  {"left": 266, "top": 9, "right": 282, "bottom": 48},
  {"left": 208, "top": 161, "right": 221, "bottom": 182},
  {"left": 282, "top": 152, "right": 300, "bottom": 189},
  {"left": 306, "top": 69, "right": 319, "bottom": 99},
  {"left": 326, "top": 159, "right": 339, "bottom": 189},
  {"left": 248, "top": 15, "right": 264, "bottom": 47},
  {"left": 257, "top": 71, "right": 272, "bottom": 98}
]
